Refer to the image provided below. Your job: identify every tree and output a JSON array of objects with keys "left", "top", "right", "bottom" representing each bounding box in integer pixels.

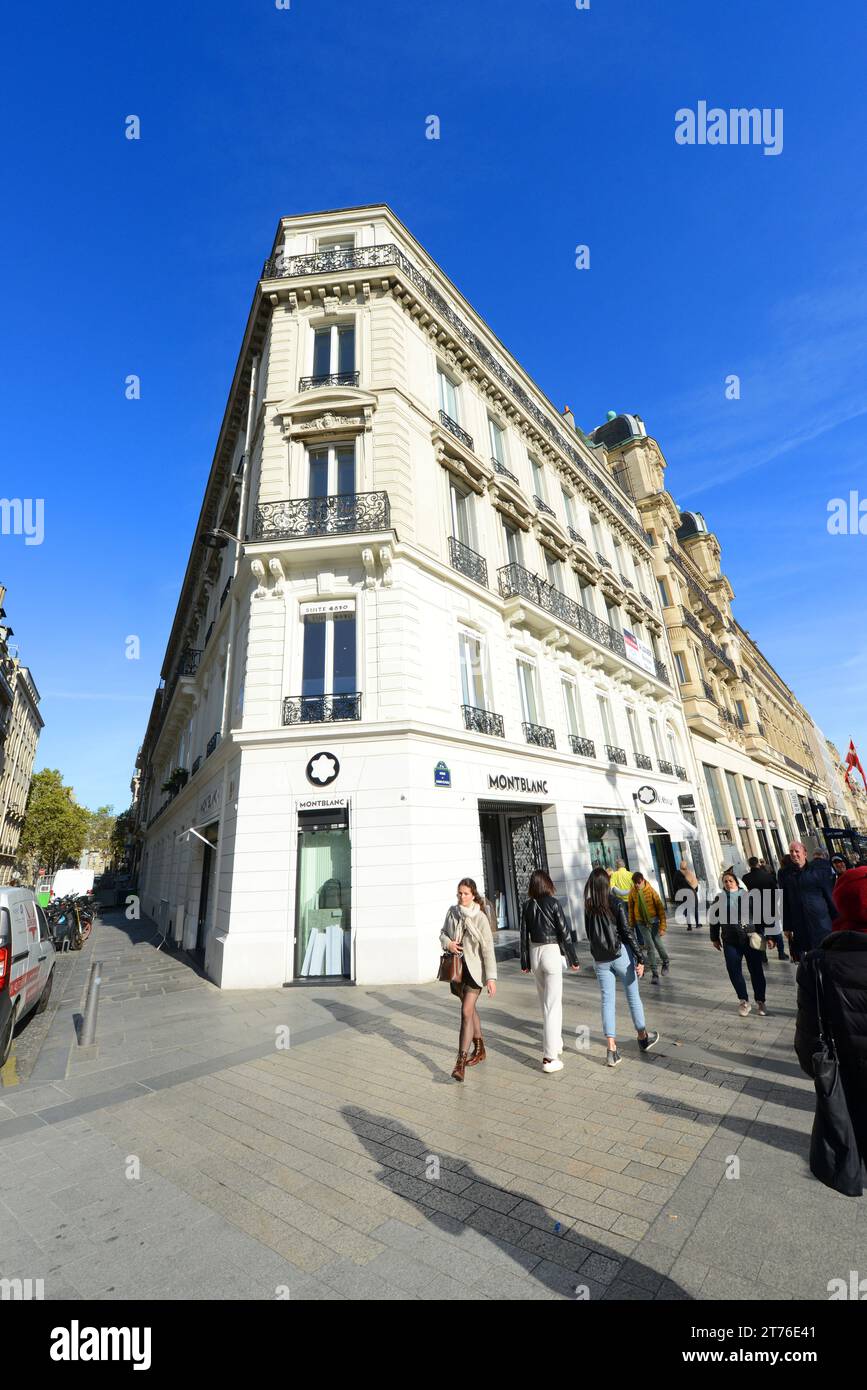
[
  {"left": 110, "top": 807, "right": 135, "bottom": 870},
  {"left": 86, "top": 805, "right": 116, "bottom": 865},
  {"left": 18, "top": 770, "right": 91, "bottom": 877}
]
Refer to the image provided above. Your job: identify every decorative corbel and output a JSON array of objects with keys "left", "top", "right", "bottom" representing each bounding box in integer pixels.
[
  {"left": 268, "top": 557, "right": 286, "bottom": 595},
  {"left": 378, "top": 544, "right": 393, "bottom": 586},
  {"left": 542, "top": 628, "right": 569, "bottom": 653},
  {"left": 361, "top": 548, "right": 377, "bottom": 589},
  {"left": 250, "top": 559, "right": 268, "bottom": 599}
]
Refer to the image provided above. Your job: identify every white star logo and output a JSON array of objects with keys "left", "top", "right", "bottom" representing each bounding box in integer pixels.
[{"left": 309, "top": 754, "right": 338, "bottom": 785}]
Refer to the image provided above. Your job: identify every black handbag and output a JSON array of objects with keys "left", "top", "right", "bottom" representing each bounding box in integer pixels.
[{"left": 809, "top": 955, "right": 863, "bottom": 1197}]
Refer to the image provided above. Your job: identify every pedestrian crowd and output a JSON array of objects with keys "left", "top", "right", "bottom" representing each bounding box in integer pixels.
[{"left": 437, "top": 838, "right": 867, "bottom": 1195}]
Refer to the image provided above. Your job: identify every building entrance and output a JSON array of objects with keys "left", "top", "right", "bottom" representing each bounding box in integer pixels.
[
  {"left": 479, "top": 802, "right": 548, "bottom": 932},
  {"left": 193, "top": 821, "right": 220, "bottom": 963},
  {"left": 294, "top": 806, "right": 352, "bottom": 980}
]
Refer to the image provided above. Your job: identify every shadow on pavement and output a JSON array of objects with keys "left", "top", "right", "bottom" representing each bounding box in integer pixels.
[{"left": 343, "top": 1105, "right": 689, "bottom": 1300}]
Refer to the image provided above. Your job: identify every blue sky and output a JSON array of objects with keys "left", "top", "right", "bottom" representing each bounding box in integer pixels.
[{"left": 1, "top": 0, "right": 865, "bottom": 812}]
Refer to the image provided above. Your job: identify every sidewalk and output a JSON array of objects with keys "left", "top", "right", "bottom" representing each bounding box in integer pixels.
[{"left": 0, "top": 911, "right": 862, "bottom": 1300}]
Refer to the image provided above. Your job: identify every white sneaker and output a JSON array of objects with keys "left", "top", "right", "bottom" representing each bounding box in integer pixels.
[
  {"left": 738, "top": 1000, "right": 751, "bottom": 1017},
  {"left": 542, "top": 1057, "right": 564, "bottom": 1073},
  {"left": 557, "top": 1039, "right": 565, "bottom": 1056}
]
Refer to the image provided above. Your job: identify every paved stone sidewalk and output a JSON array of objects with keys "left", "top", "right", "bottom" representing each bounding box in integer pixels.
[{"left": 0, "top": 913, "right": 863, "bottom": 1300}]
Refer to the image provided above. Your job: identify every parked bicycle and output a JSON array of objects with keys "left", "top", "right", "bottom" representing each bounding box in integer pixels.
[{"left": 45, "top": 895, "right": 96, "bottom": 951}]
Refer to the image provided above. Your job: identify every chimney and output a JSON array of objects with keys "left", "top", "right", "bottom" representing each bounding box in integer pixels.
[{"left": 562, "top": 405, "right": 576, "bottom": 430}]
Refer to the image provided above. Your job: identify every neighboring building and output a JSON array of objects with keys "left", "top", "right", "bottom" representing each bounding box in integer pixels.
[
  {"left": 135, "top": 206, "right": 714, "bottom": 989},
  {"left": 590, "top": 413, "right": 844, "bottom": 877},
  {"left": 0, "top": 654, "right": 44, "bottom": 885}
]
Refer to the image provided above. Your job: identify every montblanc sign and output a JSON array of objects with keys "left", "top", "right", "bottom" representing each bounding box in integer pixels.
[{"left": 488, "top": 773, "right": 548, "bottom": 795}]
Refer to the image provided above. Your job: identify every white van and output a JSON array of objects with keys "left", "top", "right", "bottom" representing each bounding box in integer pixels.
[
  {"left": 0, "top": 887, "right": 57, "bottom": 1066},
  {"left": 51, "top": 868, "right": 94, "bottom": 901}
]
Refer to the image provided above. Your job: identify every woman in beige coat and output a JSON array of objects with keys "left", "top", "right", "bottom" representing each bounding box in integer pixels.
[{"left": 440, "top": 878, "right": 497, "bottom": 1081}]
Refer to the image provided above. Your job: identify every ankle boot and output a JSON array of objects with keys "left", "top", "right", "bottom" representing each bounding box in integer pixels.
[
  {"left": 451, "top": 1050, "right": 469, "bottom": 1082},
  {"left": 466, "top": 1036, "right": 486, "bottom": 1067}
]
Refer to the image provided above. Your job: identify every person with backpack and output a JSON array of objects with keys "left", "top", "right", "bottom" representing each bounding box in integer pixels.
[
  {"left": 794, "top": 865, "right": 867, "bottom": 1195},
  {"left": 583, "top": 865, "right": 659, "bottom": 1067},
  {"left": 709, "top": 867, "right": 768, "bottom": 1016},
  {"left": 628, "top": 872, "right": 669, "bottom": 983},
  {"left": 520, "top": 869, "right": 581, "bottom": 1072}
]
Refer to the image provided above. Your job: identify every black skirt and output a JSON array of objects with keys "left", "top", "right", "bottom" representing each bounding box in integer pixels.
[{"left": 450, "top": 960, "right": 481, "bottom": 997}]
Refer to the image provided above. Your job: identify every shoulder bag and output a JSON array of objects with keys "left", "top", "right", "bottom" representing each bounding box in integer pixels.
[
  {"left": 808, "top": 954, "right": 863, "bottom": 1196},
  {"left": 437, "top": 916, "right": 464, "bottom": 984}
]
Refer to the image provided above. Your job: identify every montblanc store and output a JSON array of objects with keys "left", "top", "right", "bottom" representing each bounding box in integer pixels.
[{"left": 137, "top": 726, "right": 718, "bottom": 990}]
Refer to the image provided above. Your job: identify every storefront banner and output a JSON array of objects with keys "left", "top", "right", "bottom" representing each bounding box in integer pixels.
[{"left": 623, "top": 629, "right": 656, "bottom": 675}]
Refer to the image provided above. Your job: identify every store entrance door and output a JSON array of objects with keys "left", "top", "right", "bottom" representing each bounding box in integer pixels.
[
  {"left": 193, "top": 821, "right": 220, "bottom": 963},
  {"left": 647, "top": 824, "right": 678, "bottom": 903},
  {"left": 294, "top": 806, "right": 352, "bottom": 981},
  {"left": 479, "top": 802, "right": 548, "bottom": 931}
]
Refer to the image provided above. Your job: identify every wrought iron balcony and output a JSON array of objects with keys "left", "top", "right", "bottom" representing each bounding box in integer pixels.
[
  {"left": 219, "top": 577, "right": 232, "bottom": 610},
  {"left": 568, "top": 527, "right": 586, "bottom": 546},
  {"left": 666, "top": 544, "right": 725, "bottom": 627},
  {"left": 635, "top": 753, "right": 652, "bottom": 770},
  {"left": 448, "top": 536, "right": 488, "bottom": 587},
  {"left": 204, "top": 620, "right": 214, "bottom": 648},
  {"left": 596, "top": 552, "right": 613, "bottom": 569},
  {"left": 719, "top": 708, "right": 735, "bottom": 726},
  {"left": 605, "top": 745, "right": 627, "bottom": 765},
  {"left": 177, "top": 649, "right": 202, "bottom": 677},
  {"left": 757, "top": 722, "right": 766, "bottom": 736},
  {"left": 569, "top": 735, "right": 595, "bottom": 758},
  {"left": 654, "top": 658, "right": 669, "bottom": 684},
  {"left": 283, "top": 693, "right": 362, "bottom": 725},
  {"left": 523, "top": 721, "right": 556, "bottom": 749},
  {"left": 206, "top": 731, "right": 221, "bottom": 757},
  {"left": 675, "top": 765, "right": 688, "bottom": 780},
  {"left": 492, "top": 458, "right": 519, "bottom": 484},
  {"left": 740, "top": 667, "right": 752, "bottom": 686},
  {"left": 298, "top": 371, "right": 359, "bottom": 391},
  {"left": 534, "top": 495, "right": 555, "bottom": 517},
  {"left": 260, "top": 242, "right": 648, "bottom": 541},
  {"left": 620, "top": 574, "right": 634, "bottom": 589},
  {"left": 253, "top": 492, "right": 390, "bottom": 540},
  {"left": 681, "top": 609, "right": 736, "bottom": 674},
  {"left": 439, "top": 410, "right": 473, "bottom": 450},
  {"left": 640, "top": 593, "right": 654, "bottom": 609},
  {"left": 658, "top": 759, "right": 674, "bottom": 775},
  {"left": 191, "top": 756, "right": 202, "bottom": 776},
  {"left": 702, "top": 680, "right": 715, "bottom": 701},
  {"left": 497, "top": 562, "right": 627, "bottom": 660},
  {"left": 462, "top": 704, "right": 505, "bottom": 738}
]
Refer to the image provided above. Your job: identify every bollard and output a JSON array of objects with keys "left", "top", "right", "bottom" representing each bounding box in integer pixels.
[{"left": 79, "top": 961, "right": 102, "bottom": 1046}]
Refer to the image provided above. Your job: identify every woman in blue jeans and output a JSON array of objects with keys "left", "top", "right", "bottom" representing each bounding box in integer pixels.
[
  {"left": 709, "top": 868, "right": 768, "bottom": 1017},
  {"left": 583, "top": 866, "right": 659, "bottom": 1067}
]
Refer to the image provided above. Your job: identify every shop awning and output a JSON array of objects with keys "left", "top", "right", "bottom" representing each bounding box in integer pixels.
[{"left": 646, "top": 809, "right": 699, "bottom": 842}]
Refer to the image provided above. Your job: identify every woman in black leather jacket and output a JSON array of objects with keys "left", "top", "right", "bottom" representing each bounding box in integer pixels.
[
  {"left": 583, "top": 865, "right": 658, "bottom": 1067},
  {"left": 520, "top": 870, "right": 581, "bottom": 1073}
]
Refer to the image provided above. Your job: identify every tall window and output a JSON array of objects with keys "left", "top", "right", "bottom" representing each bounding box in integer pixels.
[
  {"left": 674, "top": 651, "right": 688, "bottom": 684},
  {"left": 580, "top": 581, "right": 596, "bottom": 616},
  {"left": 517, "top": 660, "right": 540, "bottom": 725},
  {"left": 667, "top": 726, "right": 682, "bottom": 768},
  {"left": 489, "top": 419, "right": 506, "bottom": 465},
  {"left": 703, "top": 764, "right": 728, "bottom": 828},
  {"left": 459, "top": 632, "right": 488, "bottom": 710},
  {"left": 545, "top": 551, "right": 564, "bottom": 592},
  {"left": 774, "top": 787, "right": 795, "bottom": 842},
  {"left": 530, "top": 457, "right": 545, "bottom": 500},
  {"left": 735, "top": 699, "right": 747, "bottom": 726},
  {"left": 502, "top": 520, "right": 521, "bottom": 567},
  {"left": 657, "top": 576, "right": 671, "bottom": 608},
  {"left": 562, "top": 680, "right": 583, "bottom": 737},
  {"left": 743, "top": 777, "right": 763, "bottom": 821},
  {"left": 649, "top": 717, "right": 663, "bottom": 761},
  {"left": 312, "top": 323, "right": 355, "bottom": 379},
  {"left": 438, "top": 369, "right": 460, "bottom": 421},
  {"left": 605, "top": 599, "right": 621, "bottom": 633},
  {"left": 301, "top": 611, "right": 357, "bottom": 700},
  {"left": 725, "top": 771, "right": 746, "bottom": 818},
  {"left": 590, "top": 514, "right": 604, "bottom": 555},
  {"left": 597, "top": 695, "right": 615, "bottom": 746},
  {"left": 626, "top": 707, "right": 644, "bottom": 755},
  {"left": 308, "top": 442, "right": 355, "bottom": 497},
  {"left": 449, "top": 481, "right": 476, "bottom": 549},
  {"left": 562, "top": 489, "right": 576, "bottom": 529}
]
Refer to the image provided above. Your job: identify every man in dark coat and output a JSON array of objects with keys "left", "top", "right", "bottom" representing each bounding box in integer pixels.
[
  {"left": 779, "top": 840, "right": 836, "bottom": 959},
  {"left": 744, "top": 854, "right": 786, "bottom": 959},
  {"left": 795, "top": 866, "right": 867, "bottom": 1189}
]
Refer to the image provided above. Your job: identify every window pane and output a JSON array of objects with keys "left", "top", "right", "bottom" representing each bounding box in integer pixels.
[
  {"left": 503, "top": 522, "right": 520, "bottom": 567},
  {"left": 704, "top": 765, "right": 727, "bottom": 827},
  {"left": 302, "top": 617, "right": 327, "bottom": 697},
  {"left": 337, "top": 325, "right": 355, "bottom": 374},
  {"left": 336, "top": 446, "right": 355, "bottom": 495},
  {"left": 563, "top": 683, "right": 578, "bottom": 737},
  {"left": 438, "top": 371, "right": 457, "bottom": 419},
  {"left": 597, "top": 697, "right": 613, "bottom": 744},
  {"left": 308, "top": 450, "right": 328, "bottom": 498},
  {"left": 518, "top": 662, "right": 538, "bottom": 724},
  {"left": 562, "top": 490, "right": 575, "bottom": 527},
  {"left": 489, "top": 420, "right": 504, "bottom": 463},
  {"left": 460, "top": 634, "right": 484, "bottom": 707},
  {"left": 332, "top": 614, "right": 356, "bottom": 694},
  {"left": 313, "top": 329, "right": 331, "bottom": 378}
]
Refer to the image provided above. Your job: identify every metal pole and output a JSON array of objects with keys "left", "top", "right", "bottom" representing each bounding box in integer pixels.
[{"left": 79, "top": 961, "right": 102, "bottom": 1046}]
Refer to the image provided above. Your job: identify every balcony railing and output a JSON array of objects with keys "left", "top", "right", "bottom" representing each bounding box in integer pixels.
[
  {"left": 261, "top": 242, "right": 647, "bottom": 541},
  {"left": 596, "top": 552, "right": 612, "bottom": 569},
  {"left": 654, "top": 657, "right": 670, "bottom": 683},
  {"left": 177, "top": 649, "right": 202, "bottom": 677},
  {"left": 298, "top": 371, "right": 359, "bottom": 391},
  {"left": 702, "top": 680, "right": 715, "bottom": 701},
  {"left": 523, "top": 721, "right": 556, "bottom": 749},
  {"left": 658, "top": 759, "right": 673, "bottom": 775},
  {"left": 719, "top": 708, "right": 735, "bottom": 726},
  {"left": 569, "top": 735, "right": 595, "bottom": 758},
  {"left": 640, "top": 593, "right": 654, "bottom": 609},
  {"left": 206, "top": 731, "right": 221, "bottom": 757},
  {"left": 681, "top": 609, "right": 737, "bottom": 674},
  {"left": 253, "top": 492, "right": 390, "bottom": 540},
  {"left": 492, "top": 458, "right": 519, "bottom": 484},
  {"left": 534, "top": 495, "right": 555, "bottom": 517},
  {"left": 191, "top": 756, "right": 202, "bottom": 776},
  {"left": 666, "top": 544, "right": 725, "bottom": 627},
  {"left": 219, "top": 577, "right": 232, "bottom": 610},
  {"left": 448, "top": 536, "right": 488, "bottom": 587},
  {"left": 675, "top": 765, "right": 688, "bottom": 780},
  {"left": 568, "top": 527, "right": 586, "bottom": 546},
  {"left": 462, "top": 704, "right": 505, "bottom": 738},
  {"left": 605, "top": 745, "right": 627, "bottom": 765},
  {"left": 439, "top": 410, "right": 473, "bottom": 450},
  {"left": 635, "top": 753, "right": 652, "bottom": 770},
  {"left": 497, "top": 562, "right": 627, "bottom": 660},
  {"left": 620, "top": 574, "right": 634, "bottom": 590},
  {"left": 283, "top": 693, "right": 362, "bottom": 725}
]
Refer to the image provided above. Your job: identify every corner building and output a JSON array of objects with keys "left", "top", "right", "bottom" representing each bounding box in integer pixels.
[{"left": 136, "top": 208, "right": 714, "bottom": 988}]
